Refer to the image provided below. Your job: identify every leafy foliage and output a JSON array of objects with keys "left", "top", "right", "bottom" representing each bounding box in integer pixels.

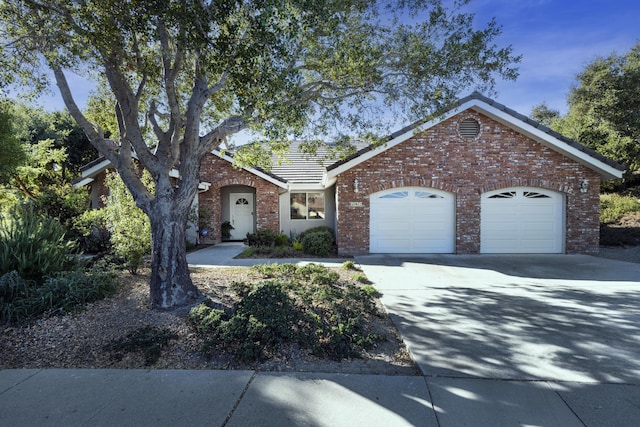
[
  {"left": 533, "top": 43, "right": 640, "bottom": 181},
  {"left": 0, "top": 0, "right": 519, "bottom": 308},
  {"left": 0, "top": 204, "right": 76, "bottom": 282},
  {"left": 101, "top": 171, "right": 152, "bottom": 274},
  {"left": 301, "top": 229, "right": 333, "bottom": 256},
  {"left": 342, "top": 260, "right": 358, "bottom": 271},
  {"left": 0, "top": 261, "right": 118, "bottom": 324},
  {"left": 600, "top": 194, "right": 640, "bottom": 224},
  {"left": 73, "top": 209, "right": 113, "bottom": 254},
  {"left": 0, "top": 100, "right": 26, "bottom": 187},
  {"left": 188, "top": 263, "right": 382, "bottom": 362},
  {"left": 244, "top": 229, "right": 288, "bottom": 247}
]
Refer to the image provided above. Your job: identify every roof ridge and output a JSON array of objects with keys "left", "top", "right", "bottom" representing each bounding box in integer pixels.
[{"left": 327, "top": 92, "right": 625, "bottom": 173}]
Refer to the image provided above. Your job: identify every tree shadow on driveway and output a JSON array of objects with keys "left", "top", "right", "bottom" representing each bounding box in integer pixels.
[{"left": 357, "top": 254, "right": 640, "bottom": 383}]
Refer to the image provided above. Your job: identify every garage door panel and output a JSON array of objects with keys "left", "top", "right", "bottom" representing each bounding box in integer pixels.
[
  {"left": 481, "top": 187, "right": 563, "bottom": 254},
  {"left": 370, "top": 187, "right": 455, "bottom": 254},
  {"left": 373, "top": 221, "right": 411, "bottom": 233}
]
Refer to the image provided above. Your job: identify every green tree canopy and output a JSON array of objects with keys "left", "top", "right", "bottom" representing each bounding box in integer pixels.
[
  {"left": 0, "top": 100, "right": 25, "bottom": 187},
  {"left": 533, "top": 43, "right": 640, "bottom": 179},
  {"left": 0, "top": 0, "right": 520, "bottom": 308}
]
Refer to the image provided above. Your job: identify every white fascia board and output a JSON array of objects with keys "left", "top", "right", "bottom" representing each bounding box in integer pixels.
[
  {"left": 326, "top": 98, "right": 623, "bottom": 180},
  {"left": 472, "top": 103, "right": 624, "bottom": 180},
  {"left": 72, "top": 177, "right": 95, "bottom": 188},
  {"left": 212, "top": 150, "right": 288, "bottom": 189},
  {"left": 287, "top": 183, "right": 326, "bottom": 191},
  {"left": 79, "top": 159, "right": 112, "bottom": 179}
]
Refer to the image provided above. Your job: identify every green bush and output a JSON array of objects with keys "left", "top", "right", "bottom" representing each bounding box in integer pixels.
[
  {"left": 101, "top": 171, "right": 152, "bottom": 275},
  {"left": 0, "top": 204, "right": 76, "bottom": 282},
  {"left": 190, "top": 281, "right": 301, "bottom": 362},
  {"left": 298, "top": 226, "right": 334, "bottom": 243},
  {"left": 353, "top": 273, "right": 369, "bottom": 284},
  {"left": 342, "top": 260, "right": 358, "bottom": 270},
  {"left": 292, "top": 239, "right": 303, "bottom": 251},
  {"left": 245, "top": 229, "right": 279, "bottom": 247},
  {"left": 301, "top": 230, "right": 333, "bottom": 256},
  {"left": 600, "top": 194, "right": 640, "bottom": 223},
  {"left": 245, "top": 230, "right": 290, "bottom": 247},
  {"left": 189, "top": 263, "right": 383, "bottom": 363},
  {"left": 0, "top": 261, "right": 118, "bottom": 324},
  {"left": 73, "top": 209, "right": 112, "bottom": 254}
]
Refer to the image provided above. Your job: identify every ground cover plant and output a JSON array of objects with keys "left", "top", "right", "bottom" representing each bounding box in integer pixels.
[
  {"left": 188, "top": 263, "right": 382, "bottom": 363},
  {"left": 0, "top": 266, "right": 417, "bottom": 374}
]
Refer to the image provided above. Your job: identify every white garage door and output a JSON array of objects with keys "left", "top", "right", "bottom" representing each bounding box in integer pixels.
[
  {"left": 481, "top": 187, "right": 564, "bottom": 253},
  {"left": 370, "top": 187, "right": 455, "bottom": 253}
]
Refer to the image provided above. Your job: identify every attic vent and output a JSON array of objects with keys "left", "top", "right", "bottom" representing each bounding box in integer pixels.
[{"left": 458, "top": 118, "right": 481, "bottom": 139}]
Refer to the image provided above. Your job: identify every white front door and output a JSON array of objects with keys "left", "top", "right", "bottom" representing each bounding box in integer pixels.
[{"left": 230, "top": 193, "right": 254, "bottom": 240}]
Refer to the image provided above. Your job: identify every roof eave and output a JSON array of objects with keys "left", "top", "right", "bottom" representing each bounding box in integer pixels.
[
  {"left": 326, "top": 96, "right": 625, "bottom": 181},
  {"left": 212, "top": 149, "right": 288, "bottom": 189},
  {"left": 470, "top": 103, "right": 624, "bottom": 180}
]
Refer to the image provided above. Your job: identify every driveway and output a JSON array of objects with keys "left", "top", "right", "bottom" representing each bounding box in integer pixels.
[{"left": 356, "top": 254, "right": 640, "bottom": 383}]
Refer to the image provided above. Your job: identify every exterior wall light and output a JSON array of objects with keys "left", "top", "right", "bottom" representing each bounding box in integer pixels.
[
  {"left": 353, "top": 179, "right": 359, "bottom": 193},
  {"left": 580, "top": 179, "right": 589, "bottom": 193}
]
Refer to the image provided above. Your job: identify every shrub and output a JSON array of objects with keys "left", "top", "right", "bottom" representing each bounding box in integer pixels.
[
  {"left": 298, "top": 226, "right": 334, "bottom": 243},
  {"left": 0, "top": 204, "right": 76, "bottom": 282},
  {"left": 353, "top": 273, "right": 369, "bottom": 284},
  {"left": 0, "top": 261, "right": 118, "bottom": 324},
  {"left": 189, "top": 263, "right": 383, "bottom": 363},
  {"left": 292, "top": 239, "right": 303, "bottom": 251},
  {"left": 342, "top": 260, "right": 358, "bottom": 270},
  {"left": 73, "top": 209, "right": 112, "bottom": 254},
  {"left": 221, "top": 221, "right": 234, "bottom": 240},
  {"left": 275, "top": 233, "right": 289, "bottom": 246},
  {"left": 600, "top": 194, "right": 640, "bottom": 224},
  {"left": 190, "top": 280, "right": 301, "bottom": 362},
  {"left": 301, "top": 230, "right": 333, "bottom": 256},
  {"left": 245, "top": 229, "right": 279, "bottom": 247},
  {"left": 101, "top": 171, "right": 152, "bottom": 275}
]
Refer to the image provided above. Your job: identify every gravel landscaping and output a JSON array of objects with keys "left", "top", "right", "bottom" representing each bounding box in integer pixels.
[{"left": 0, "top": 266, "right": 418, "bottom": 375}]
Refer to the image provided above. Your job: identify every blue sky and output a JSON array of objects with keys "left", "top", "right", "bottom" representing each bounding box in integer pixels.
[
  {"left": 469, "top": 0, "right": 640, "bottom": 115},
  {"left": 31, "top": 0, "right": 640, "bottom": 120}
]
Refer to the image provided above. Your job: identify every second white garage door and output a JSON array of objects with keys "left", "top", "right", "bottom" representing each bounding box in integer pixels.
[
  {"left": 481, "top": 187, "right": 564, "bottom": 253},
  {"left": 369, "top": 187, "right": 455, "bottom": 253}
]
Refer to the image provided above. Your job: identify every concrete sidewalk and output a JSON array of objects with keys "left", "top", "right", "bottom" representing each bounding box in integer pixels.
[
  {"left": 187, "top": 242, "right": 348, "bottom": 268},
  {"left": 4, "top": 369, "right": 638, "bottom": 426}
]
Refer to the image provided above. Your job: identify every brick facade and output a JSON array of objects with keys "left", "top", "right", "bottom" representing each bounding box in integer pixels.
[
  {"left": 336, "top": 111, "right": 601, "bottom": 255},
  {"left": 198, "top": 153, "right": 281, "bottom": 243}
]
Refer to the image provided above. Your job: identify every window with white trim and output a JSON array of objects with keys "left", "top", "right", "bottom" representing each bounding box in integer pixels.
[{"left": 290, "top": 192, "right": 325, "bottom": 220}]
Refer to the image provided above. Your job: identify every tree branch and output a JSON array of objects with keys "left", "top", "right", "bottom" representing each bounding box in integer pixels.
[{"left": 51, "top": 65, "right": 118, "bottom": 162}]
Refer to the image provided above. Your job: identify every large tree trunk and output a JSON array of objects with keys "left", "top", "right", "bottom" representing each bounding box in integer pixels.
[{"left": 148, "top": 196, "right": 200, "bottom": 309}]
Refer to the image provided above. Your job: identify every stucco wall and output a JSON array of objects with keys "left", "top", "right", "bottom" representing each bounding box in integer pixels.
[
  {"left": 278, "top": 186, "right": 336, "bottom": 238},
  {"left": 336, "top": 111, "right": 601, "bottom": 255}
]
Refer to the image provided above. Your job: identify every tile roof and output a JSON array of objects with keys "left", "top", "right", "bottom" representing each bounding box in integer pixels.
[{"left": 269, "top": 141, "right": 362, "bottom": 184}]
